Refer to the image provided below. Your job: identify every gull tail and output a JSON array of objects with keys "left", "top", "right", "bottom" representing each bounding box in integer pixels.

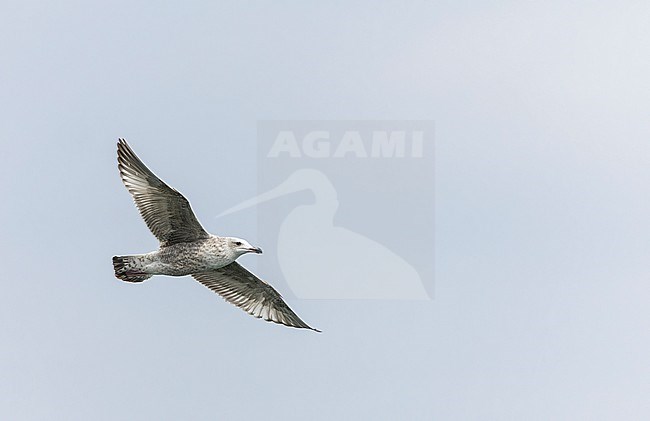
[{"left": 112, "top": 255, "right": 152, "bottom": 283}]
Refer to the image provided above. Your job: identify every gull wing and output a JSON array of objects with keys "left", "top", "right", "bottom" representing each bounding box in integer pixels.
[
  {"left": 192, "top": 262, "right": 321, "bottom": 332},
  {"left": 117, "top": 139, "right": 210, "bottom": 246}
]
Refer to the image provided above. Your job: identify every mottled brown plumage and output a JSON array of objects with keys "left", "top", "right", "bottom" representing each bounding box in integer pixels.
[{"left": 113, "top": 139, "right": 320, "bottom": 332}]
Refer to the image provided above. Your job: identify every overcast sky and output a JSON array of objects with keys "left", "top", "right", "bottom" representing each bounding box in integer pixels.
[{"left": 1, "top": 1, "right": 649, "bottom": 420}]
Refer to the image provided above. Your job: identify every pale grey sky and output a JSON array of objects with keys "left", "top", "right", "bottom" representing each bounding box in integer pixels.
[{"left": 1, "top": 1, "right": 649, "bottom": 420}]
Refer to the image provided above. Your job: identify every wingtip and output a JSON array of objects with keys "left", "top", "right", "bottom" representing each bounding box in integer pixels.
[
  {"left": 268, "top": 318, "right": 322, "bottom": 333},
  {"left": 300, "top": 321, "right": 321, "bottom": 333},
  {"left": 263, "top": 316, "right": 321, "bottom": 333}
]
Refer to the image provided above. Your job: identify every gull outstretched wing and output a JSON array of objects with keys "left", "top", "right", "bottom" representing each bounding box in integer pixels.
[
  {"left": 117, "top": 139, "right": 210, "bottom": 246},
  {"left": 192, "top": 262, "right": 321, "bottom": 332}
]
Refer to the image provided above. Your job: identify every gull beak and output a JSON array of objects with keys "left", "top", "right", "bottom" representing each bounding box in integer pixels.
[{"left": 248, "top": 247, "right": 263, "bottom": 254}]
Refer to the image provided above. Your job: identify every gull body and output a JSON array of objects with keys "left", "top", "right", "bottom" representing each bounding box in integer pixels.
[
  {"left": 114, "top": 235, "right": 259, "bottom": 278},
  {"left": 112, "top": 139, "right": 319, "bottom": 332}
]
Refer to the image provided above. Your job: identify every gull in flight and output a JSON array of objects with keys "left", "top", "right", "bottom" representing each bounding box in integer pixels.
[{"left": 112, "top": 139, "right": 320, "bottom": 332}]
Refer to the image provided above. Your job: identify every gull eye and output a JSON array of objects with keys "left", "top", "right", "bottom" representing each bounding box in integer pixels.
[{"left": 234, "top": 241, "right": 242, "bottom": 246}]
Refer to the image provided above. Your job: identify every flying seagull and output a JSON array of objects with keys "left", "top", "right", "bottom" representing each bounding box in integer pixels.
[{"left": 112, "top": 139, "right": 320, "bottom": 332}]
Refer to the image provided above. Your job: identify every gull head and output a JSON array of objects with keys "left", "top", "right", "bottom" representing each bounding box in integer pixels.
[{"left": 226, "top": 237, "right": 263, "bottom": 257}]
